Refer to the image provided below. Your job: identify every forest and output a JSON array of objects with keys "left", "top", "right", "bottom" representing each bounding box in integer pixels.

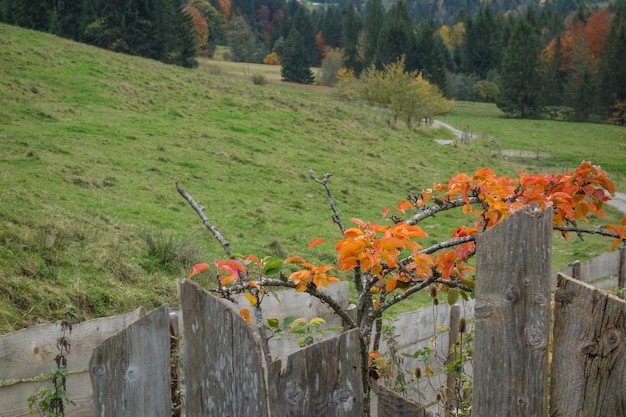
[{"left": 1, "top": 0, "right": 625, "bottom": 122}]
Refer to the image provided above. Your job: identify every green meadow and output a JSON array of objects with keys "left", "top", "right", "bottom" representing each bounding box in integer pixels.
[{"left": 0, "top": 23, "right": 624, "bottom": 333}]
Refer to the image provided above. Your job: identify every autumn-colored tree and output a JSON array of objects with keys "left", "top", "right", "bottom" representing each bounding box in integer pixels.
[
  {"left": 179, "top": 161, "right": 625, "bottom": 414},
  {"left": 218, "top": 0, "right": 231, "bottom": 22},
  {"left": 184, "top": 4, "right": 209, "bottom": 56}
]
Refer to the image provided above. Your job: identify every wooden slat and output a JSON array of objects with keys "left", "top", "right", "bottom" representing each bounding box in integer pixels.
[
  {"left": 89, "top": 305, "right": 171, "bottom": 417},
  {"left": 371, "top": 380, "right": 432, "bottom": 417},
  {"left": 473, "top": 206, "right": 552, "bottom": 417},
  {"left": 550, "top": 273, "right": 626, "bottom": 416},
  {"left": 0, "top": 371, "right": 94, "bottom": 417},
  {"left": 0, "top": 307, "right": 146, "bottom": 380},
  {"left": 180, "top": 279, "right": 269, "bottom": 417},
  {"left": 267, "top": 328, "right": 363, "bottom": 417}
]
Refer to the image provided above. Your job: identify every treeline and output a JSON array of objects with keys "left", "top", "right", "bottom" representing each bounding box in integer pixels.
[
  {"left": 1, "top": 0, "right": 625, "bottom": 122},
  {"left": 0, "top": 0, "right": 199, "bottom": 68}
]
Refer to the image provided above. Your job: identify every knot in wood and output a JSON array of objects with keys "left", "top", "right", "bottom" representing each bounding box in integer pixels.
[
  {"left": 332, "top": 389, "right": 353, "bottom": 407},
  {"left": 525, "top": 326, "right": 546, "bottom": 349},
  {"left": 284, "top": 381, "right": 305, "bottom": 405},
  {"left": 602, "top": 329, "right": 622, "bottom": 353},
  {"left": 92, "top": 365, "right": 104, "bottom": 377},
  {"left": 125, "top": 366, "right": 138, "bottom": 382},
  {"left": 505, "top": 288, "right": 518, "bottom": 302},
  {"left": 581, "top": 342, "right": 598, "bottom": 357},
  {"left": 554, "top": 290, "right": 574, "bottom": 305}
]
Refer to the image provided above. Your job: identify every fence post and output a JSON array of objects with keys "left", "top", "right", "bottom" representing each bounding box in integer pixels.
[
  {"left": 473, "top": 206, "right": 552, "bottom": 417},
  {"left": 89, "top": 304, "right": 171, "bottom": 417},
  {"left": 180, "top": 279, "right": 269, "bottom": 417},
  {"left": 444, "top": 305, "right": 460, "bottom": 416},
  {"left": 619, "top": 247, "right": 625, "bottom": 298},
  {"left": 551, "top": 273, "right": 626, "bottom": 415}
]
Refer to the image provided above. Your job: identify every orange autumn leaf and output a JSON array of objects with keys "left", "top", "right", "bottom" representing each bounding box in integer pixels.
[
  {"left": 188, "top": 263, "right": 210, "bottom": 279},
  {"left": 307, "top": 237, "right": 326, "bottom": 250},
  {"left": 285, "top": 256, "right": 306, "bottom": 264},
  {"left": 239, "top": 308, "right": 251, "bottom": 325}
]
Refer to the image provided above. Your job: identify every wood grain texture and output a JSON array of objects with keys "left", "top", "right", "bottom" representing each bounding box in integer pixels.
[
  {"left": 371, "top": 380, "right": 432, "bottom": 417},
  {"left": 550, "top": 273, "right": 626, "bottom": 416},
  {"left": 267, "top": 328, "right": 363, "bottom": 417},
  {"left": 0, "top": 371, "right": 94, "bottom": 417},
  {"left": 473, "top": 206, "right": 552, "bottom": 417},
  {"left": 180, "top": 279, "right": 269, "bottom": 417},
  {"left": 0, "top": 307, "right": 146, "bottom": 380},
  {"left": 89, "top": 304, "right": 171, "bottom": 417}
]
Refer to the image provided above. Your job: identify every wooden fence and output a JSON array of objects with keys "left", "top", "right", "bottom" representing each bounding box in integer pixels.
[{"left": 1, "top": 206, "right": 625, "bottom": 416}]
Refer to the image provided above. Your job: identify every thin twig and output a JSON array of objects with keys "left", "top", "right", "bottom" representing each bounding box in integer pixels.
[
  {"left": 553, "top": 224, "right": 620, "bottom": 240},
  {"left": 175, "top": 182, "right": 232, "bottom": 257},
  {"left": 308, "top": 170, "right": 346, "bottom": 235}
]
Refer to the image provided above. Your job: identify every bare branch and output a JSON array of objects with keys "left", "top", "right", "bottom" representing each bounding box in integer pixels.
[
  {"left": 405, "top": 197, "right": 482, "bottom": 225},
  {"left": 309, "top": 170, "right": 346, "bottom": 235},
  {"left": 371, "top": 276, "right": 438, "bottom": 320},
  {"left": 421, "top": 235, "right": 477, "bottom": 255},
  {"left": 175, "top": 182, "right": 232, "bottom": 257},
  {"left": 434, "top": 278, "right": 474, "bottom": 293},
  {"left": 212, "top": 278, "right": 356, "bottom": 329},
  {"left": 553, "top": 224, "right": 621, "bottom": 240}
]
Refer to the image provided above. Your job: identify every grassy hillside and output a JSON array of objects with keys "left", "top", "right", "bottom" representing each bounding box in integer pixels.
[{"left": 0, "top": 24, "right": 623, "bottom": 334}]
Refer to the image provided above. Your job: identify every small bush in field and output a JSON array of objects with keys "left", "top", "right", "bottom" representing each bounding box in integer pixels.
[{"left": 251, "top": 74, "right": 268, "bottom": 85}]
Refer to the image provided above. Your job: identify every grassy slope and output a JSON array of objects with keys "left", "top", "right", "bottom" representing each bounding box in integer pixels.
[{"left": 0, "top": 24, "right": 623, "bottom": 333}]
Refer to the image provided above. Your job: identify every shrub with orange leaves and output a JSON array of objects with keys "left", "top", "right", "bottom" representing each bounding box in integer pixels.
[{"left": 263, "top": 51, "right": 281, "bottom": 65}]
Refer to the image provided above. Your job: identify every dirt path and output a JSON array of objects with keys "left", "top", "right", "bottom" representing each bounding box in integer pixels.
[{"left": 432, "top": 119, "right": 476, "bottom": 140}]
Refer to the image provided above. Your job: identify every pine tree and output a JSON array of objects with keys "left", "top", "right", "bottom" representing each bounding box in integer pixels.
[
  {"left": 320, "top": 6, "right": 342, "bottom": 48},
  {"left": 461, "top": 5, "right": 503, "bottom": 78},
  {"left": 292, "top": 6, "right": 318, "bottom": 66},
  {"left": 599, "top": 2, "right": 626, "bottom": 118},
  {"left": 342, "top": 1, "right": 362, "bottom": 75},
  {"left": 415, "top": 18, "right": 448, "bottom": 92},
  {"left": 374, "top": 0, "right": 416, "bottom": 71},
  {"left": 281, "top": 27, "right": 314, "bottom": 84},
  {"left": 497, "top": 18, "right": 542, "bottom": 118},
  {"left": 363, "top": 0, "right": 384, "bottom": 68}
]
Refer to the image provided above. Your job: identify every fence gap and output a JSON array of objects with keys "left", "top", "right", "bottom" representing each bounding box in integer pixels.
[{"left": 473, "top": 206, "right": 552, "bottom": 417}]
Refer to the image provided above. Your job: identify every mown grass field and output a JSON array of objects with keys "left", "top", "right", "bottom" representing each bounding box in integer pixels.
[{"left": 0, "top": 23, "right": 624, "bottom": 334}]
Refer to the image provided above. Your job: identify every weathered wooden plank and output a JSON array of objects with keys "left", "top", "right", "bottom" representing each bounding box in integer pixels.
[
  {"left": 473, "top": 206, "right": 552, "bottom": 417},
  {"left": 0, "top": 307, "right": 146, "bottom": 381},
  {"left": 371, "top": 381, "right": 432, "bottom": 417},
  {"left": 550, "top": 273, "right": 626, "bottom": 416},
  {"left": 267, "top": 328, "right": 363, "bottom": 417},
  {"left": 0, "top": 371, "right": 94, "bottom": 417},
  {"left": 180, "top": 279, "right": 269, "bottom": 417},
  {"left": 89, "top": 304, "right": 171, "bottom": 417}
]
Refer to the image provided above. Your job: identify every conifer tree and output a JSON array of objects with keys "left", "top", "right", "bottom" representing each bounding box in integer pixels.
[
  {"left": 342, "top": 1, "right": 362, "bottom": 75},
  {"left": 497, "top": 18, "right": 541, "bottom": 118},
  {"left": 374, "top": 0, "right": 416, "bottom": 71},
  {"left": 599, "top": 2, "right": 626, "bottom": 118},
  {"left": 281, "top": 27, "right": 314, "bottom": 84},
  {"left": 363, "top": 0, "right": 384, "bottom": 68}
]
